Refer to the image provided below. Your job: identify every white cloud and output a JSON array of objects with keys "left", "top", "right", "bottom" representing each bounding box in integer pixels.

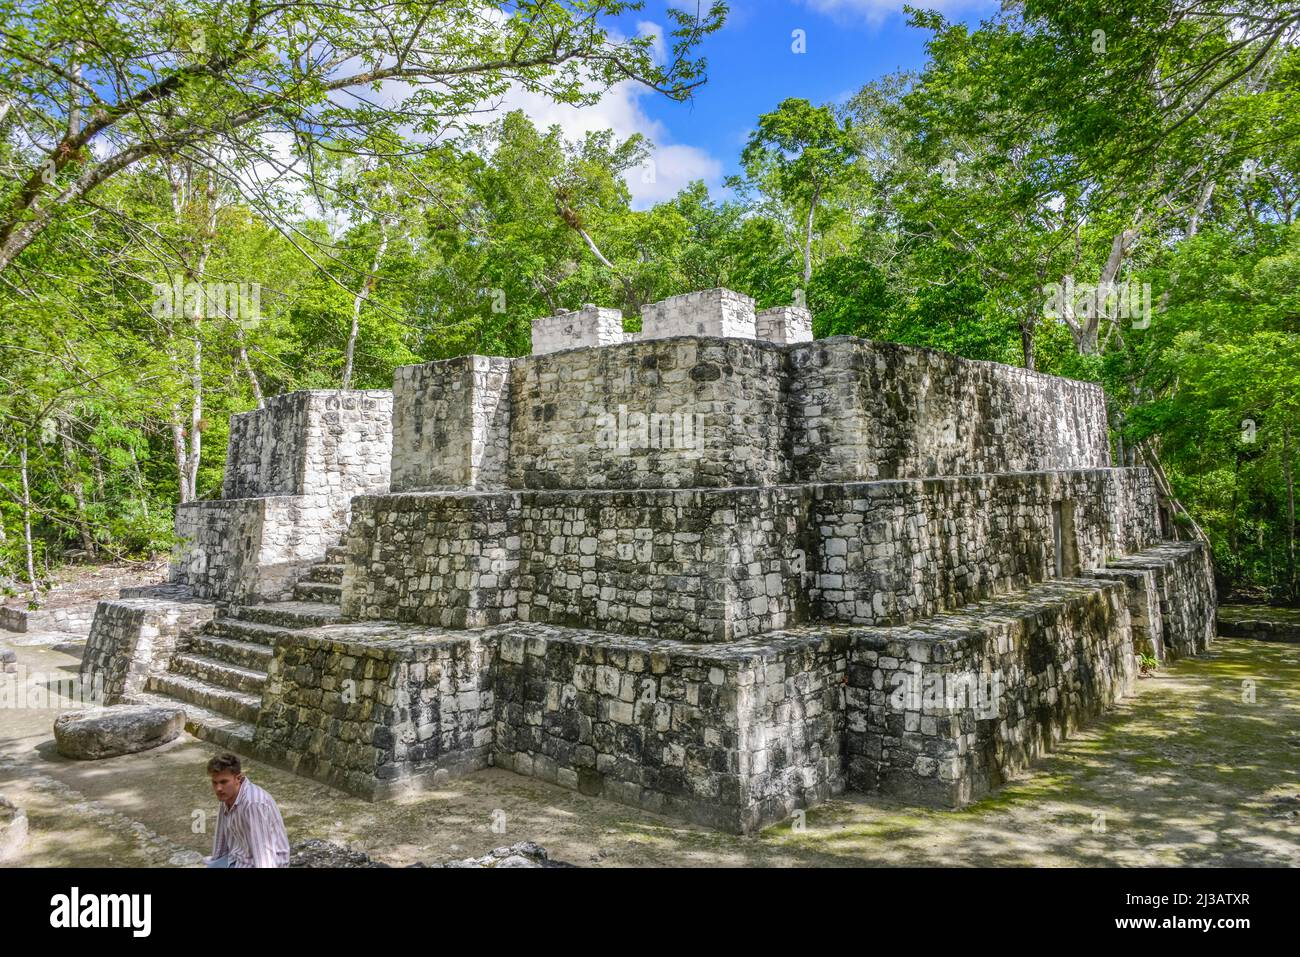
[
  {"left": 488, "top": 78, "right": 725, "bottom": 208},
  {"left": 637, "top": 20, "right": 667, "bottom": 65},
  {"left": 471, "top": 20, "right": 725, "bottom": 210},
  {"left": 631, "top": 143, "right": 724, "bottom": 204},
  {"left": 318, "top": 17, "right": 724, "bottom": 210}
]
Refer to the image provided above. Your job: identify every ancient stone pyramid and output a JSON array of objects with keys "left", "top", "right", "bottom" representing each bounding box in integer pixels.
[{"left": 91, "top": 287, "right": 1215, "bottom": 833}]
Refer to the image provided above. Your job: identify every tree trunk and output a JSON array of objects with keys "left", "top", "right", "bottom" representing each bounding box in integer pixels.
[
  {"left": 342, "top": 221, "right": 390, "bottom": 391},
  {"left": 1284, "top": 420, "right": 1296, "bottom": 600},
  {"left": 186, "top": 316, "right": 202, "bottom": 498},
  {"left": 164, "top": 162, "right": 215, "bottom": 504},
  {"left": 239, "top": 339, "right": 265, "bottom": 408},
  {"left": 59, "top": 423, "right": 96, "bottom": 555},
  {"left": 1228, "top": 449, "right": 1242, "bottom": 562},
  {"left": 170, "top": 413, "right": 192, "bottom": 503},
  {"left": 1139, "top": 439, "right": 1210, "bottom": 546},
  {"left": 1020, "top": 309, "right": 1037, "bottom": 371},
  {"left": 19, "top": 437, "right": 38, "bottom": 599},
  {"left": 803, "top": 194, "right": 817, "bottom": 288}
]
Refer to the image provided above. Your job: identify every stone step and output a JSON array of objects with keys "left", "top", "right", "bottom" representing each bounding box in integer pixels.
[
  {"left": 326, "top": 545, "right": 348, "bottom": 562},
  {"left": 171, "top": 653, "right": 267, "bottom": 695},
  {"left": 146, "top": 673, "right": 262, "bottom": 725},
  {"left": 184, "top": 633, "right": 274, "bottom": 670},
  {"left": 227, "top": 601, "right": 345, "bottom": 630},
  {"left": 130, "top": 692, "right": 256, "bottom": 751},
  {"left": 293, "top": 580, "right": 342, "bottom": 603},
  {"left": 209, "top": 617, "right": 297, "bottom": 646},
  {"left": 307, "top": 563, "right": 344, "bottom": 585}
]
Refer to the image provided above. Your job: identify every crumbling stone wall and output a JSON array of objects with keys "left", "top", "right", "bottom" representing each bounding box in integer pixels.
[
  {"left": 845, "top": 578, "right": 1135, "bottom": 806},
  {"left": 173, "top": 496, "right": 343, "bottom": 602},
  {"left": 1097, "top": 541, "right": 1215, "bottom": 659},
  {"left": 390, "top": 357, "right": 512, "bottom": 492},
  {"left": 247, "top": 548, "right": 1210, "bottom": 827},
  {"left": 83, "top": 597, "right": 217, "bottom": 702},
  {"left": 808, "top": 468, "right": 1161, "bottom": 626},
  {"left": 492, "top": 625, "right": 846, "bottom": 833},
  {"left": 786, "top": 339, "right": 1111, "bottom": 481},
  {"left": 512, "top": 487, "right": 811, "bottom": 641},
  {"left": 342, "top": 468, "right": 1157, "bottom": 643},
  {"left": 341, "top": 491, "right": 521, "bottom": 628},
  {"left": 171, "top": 390, "right": 393, "bottom": 602},
  {"left": 511, "top": 337, "right": 786, "bottom": 490},
  {"left": 253, "top": 623, "right": 495, "bottom": 797},
  {"left": 389, "top": 336, "right": 1112, "bottom": 494},
  {"left": 223, "top": 390, "right": 392, "bottom": 499}
]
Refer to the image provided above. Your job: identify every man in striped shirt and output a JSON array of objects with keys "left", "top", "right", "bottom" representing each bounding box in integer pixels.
[{"left": 203, "top": 753, "right": 290, "bottom": 868}]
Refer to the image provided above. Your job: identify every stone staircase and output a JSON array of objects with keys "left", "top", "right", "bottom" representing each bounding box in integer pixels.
[{"left": 135, "top": 542, "right": 347, "bottom": 750}]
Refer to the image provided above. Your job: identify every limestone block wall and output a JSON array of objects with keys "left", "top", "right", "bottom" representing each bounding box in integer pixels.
[
  {"left": 491, "top": 625, "right": 846, "bottom": 833},
  {"left": 1087, "top": 567, "right": 1165, "bottom": 659},
  {"left": 82, "top": 597, "right": 217, "bottom": 702},
  {"left": 755, "top": 305, "right": 813, "bottom": 344},
  {"left": 341, "top": 492, "right": 520, "bottom": 628},
  {"left": 786, "top": 338, "right": 1111, "bottom": 481},
  {"left": 172, "top": 495, "right": 344, "bottom": 602},
  {"left": 248, "top": 542, "right": 1211, "bottom": 825},
  {"left": 393, "top": 336, "right": 1111, "bottom": 493},
  {"left": 808, "top": 468, "right": 1161, "bottom": 627},
  {"left": 390, "top": 357, "right": 512, "bottom": 492},
  {"left": 1098, "top": 541, "right": 1215, "bottom": 659},
  {"left": 509, "top": 337, "right": 786, "bottom": 490},
  {"left": 844, "top": 578, "right": 1135, "bottom": 806},
  {"left": 222, "top": 390, "right": 392, "bottom": 499},
  {"left": 172, "top": 389, "right": 392, "bottom": 603},
  {"left": 342, "top": 486, "right": 810, "bottom": 642},
  {"left": 513, "top": 487, "right": 811, "bottom": 641},
  {"left": 341, "top": 468, "right": 1157, "bottom": 644},
  {"left": 253, "top": 623, "right": 495, "bottom": 798},
  {"left": 0, "top": 604, "right": 98, "bottom": 634}
]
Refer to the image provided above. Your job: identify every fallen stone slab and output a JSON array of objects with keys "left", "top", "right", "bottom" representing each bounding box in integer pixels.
[
  {"left": 445, "top": 841, "right": 572, "bottom": 868},
  {"left": 1, "top": 647, "right": 15, "bottom": 673},
  {"left": 290, "top": 839, "right": 390, "bottom": 868},
  {"left": 0, "top": 796, "right": 28, "bottom": 862},
  {"left": 53, "top": 704, "right": 186, "bottom": 760},
  {"left": 287, "top": 838, "right": 573, "bottom": 868}
]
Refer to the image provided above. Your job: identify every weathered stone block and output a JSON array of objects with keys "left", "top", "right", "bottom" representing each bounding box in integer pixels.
[
  {"left": 640, "top": 287, "right": 757, "bottom": 340},
  {"left": 54, "top": 705, "right": 186, "bottom": 759},
  {"left": 531, "top": 305, "right": 625, "bottom": 354}
]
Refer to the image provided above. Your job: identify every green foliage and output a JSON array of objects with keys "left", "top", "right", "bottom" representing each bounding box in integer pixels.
[{"left": 0, "top": 0, "right": 1294, "bottom": 602}]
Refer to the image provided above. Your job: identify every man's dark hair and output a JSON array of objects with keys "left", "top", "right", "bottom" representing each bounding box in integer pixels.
[{"left": 207, "top": 753, "right": 241, "bottom": 776}]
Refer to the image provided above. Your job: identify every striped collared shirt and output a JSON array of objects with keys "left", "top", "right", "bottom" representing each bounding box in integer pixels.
[{"left": 212, "top": 776, "right": 290, "bottom": 868}]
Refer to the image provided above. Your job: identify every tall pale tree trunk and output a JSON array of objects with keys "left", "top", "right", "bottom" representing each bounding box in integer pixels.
[
  {"left": 1284, "top": 420, "right": 1296, "bottom": 600},
  {"left": 19, "top": 436, "right": 37, "bottom": 598},
  {"left": 236, "top": 329, "right": 264, "bottom": 408},
  {"left": 803, "top": 191, "right": 818, "bottom": 287},
  {"left": 165, "top": 163, "right": 216, "bottom": 502},
  {"left": 342, "top": 221, "right": 390, "bottom": 391}
]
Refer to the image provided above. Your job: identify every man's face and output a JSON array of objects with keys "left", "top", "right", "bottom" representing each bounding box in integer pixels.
[{"left": 209, "top": 770, "right": 243, "bottom": 805}]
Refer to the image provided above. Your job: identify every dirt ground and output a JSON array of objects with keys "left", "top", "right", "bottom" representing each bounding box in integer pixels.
[
  {"left": 2, "top": 560, "right": 168, "bottom": 613},
  {"left": 1, "top": 632, "right": 1296, "bottom": 868}
]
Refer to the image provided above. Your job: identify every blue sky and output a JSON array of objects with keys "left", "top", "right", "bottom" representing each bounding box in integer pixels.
[{"left": 575, "top": 0, "right": 999, "bottom": 206}]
